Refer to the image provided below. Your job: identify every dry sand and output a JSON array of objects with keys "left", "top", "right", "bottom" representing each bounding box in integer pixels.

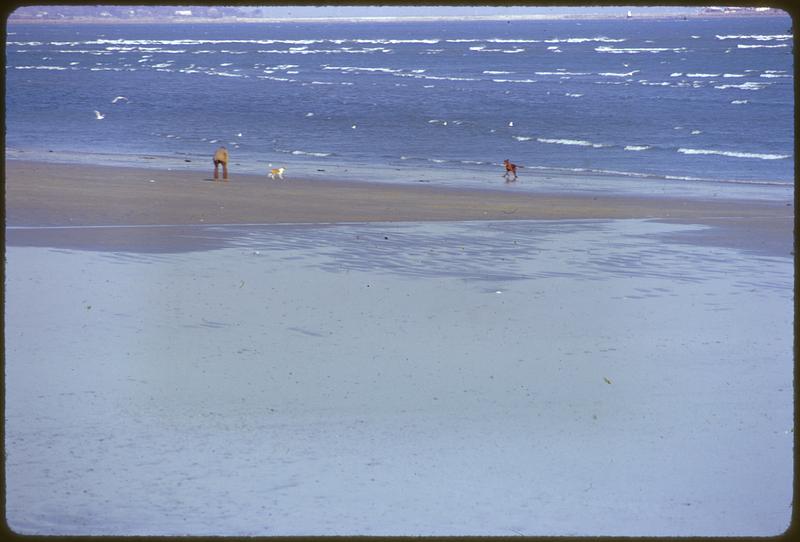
[{"left": 5, "top": 159, "right": 794, "bottom": 256}]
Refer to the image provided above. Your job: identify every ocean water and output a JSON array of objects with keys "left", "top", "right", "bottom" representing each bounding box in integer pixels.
[{"left": 5, "top": 16, "right": 794, "bottom": 198}]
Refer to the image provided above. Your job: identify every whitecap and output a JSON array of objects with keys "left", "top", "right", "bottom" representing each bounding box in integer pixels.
[
  {"left": 483, "top": 70, "right": 513, "bottom": 74},
  {"left": 564, "top": 93, "right": 583, "bottom": 97},
  {"left": 722, "top": 73, "right": 746, "bottom": 77},
  {"left": 736, "top": 44, "right": 789, "bottom": 49},
  {"left": 290, "top": 150, "right": 332, "bottom": 158},
  {"left": 513, "top": 136, "right": 533, "bottom": 141},
  {"left": 544, "top": 37, "right": 626, "bottom": 44},
  {"left": 537, "top": 138, "right": 604, "bottom": 147},
  {"left": 715, "top": 34, "right": 792, "bottom": 41},
  {"left": 678, "top": 147, "right": 789, "bottom": 160},
  {"left": 486, "top": 39, "right": 541, "bottom": 44},
  {"left": 624, "top": 145, "right": 651, "bottom": 151},
  {"left": 730, "top": 100, "right": 749, "bottom": 104},
  {"left": 14, "top": 65, "right": 67, "bottom": 70},
  {"left": 492, "top": 78, "right": 536, "bottom": 84},
  {"left": 714, "top": 82, "right": 767, "bottom": 90},
  {"left": 536, "top": 71, "right": 589, "bottom": 76},
  {"left": 595, "top": 46, "right": 685, "bottom": 54},
  {"left": 686, "top": 73, "right": 720, "bottom": 77},
  {"left": 598, "top": 70, "right": 639, "bottom": 77}
]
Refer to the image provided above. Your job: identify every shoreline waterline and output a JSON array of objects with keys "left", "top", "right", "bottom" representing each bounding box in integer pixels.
[{"left": 5, "top": 158, "right": 793, "bottom": 257}]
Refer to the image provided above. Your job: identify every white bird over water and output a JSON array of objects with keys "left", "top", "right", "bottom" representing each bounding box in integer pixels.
[
  {"left": 508, "top": 121, "right": 514, "bottom": 127},
  {"left": 94, "top": 110, "right": 105, "bottom": 120},
  {"left": 111, "top": 96, "right": 128, "bottom": 104}
]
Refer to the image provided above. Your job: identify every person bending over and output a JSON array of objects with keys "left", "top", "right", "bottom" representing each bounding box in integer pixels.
[{"left": 213, "top": 146, "right": 229, "bottom": 181}]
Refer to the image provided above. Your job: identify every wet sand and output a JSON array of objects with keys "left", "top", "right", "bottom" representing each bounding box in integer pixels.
[{"left": 5, "top": 159, "right": 794, "bottom": 256}]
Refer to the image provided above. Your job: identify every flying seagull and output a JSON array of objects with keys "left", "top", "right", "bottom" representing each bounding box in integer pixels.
[
  {"left": 94, "top": 110, "right": 105, "bottom": 120},
  {"left": 111, "top": 96, "right": 129, "bottom": 104}
]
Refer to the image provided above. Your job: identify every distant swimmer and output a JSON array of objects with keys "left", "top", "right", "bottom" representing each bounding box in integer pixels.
[
  {"left": 503, "top": 159, "right": 523, "bottom": 182},
  {"left": 94, "top": 110, "right": 105, "bottom": 120},
  {"left": 213, "top": 146, "right": 229, "bottom": 181}
]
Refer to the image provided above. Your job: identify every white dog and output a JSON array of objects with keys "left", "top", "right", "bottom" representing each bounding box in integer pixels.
[{"left": 268, "top": 167, "right": 285, "bottom": 180}]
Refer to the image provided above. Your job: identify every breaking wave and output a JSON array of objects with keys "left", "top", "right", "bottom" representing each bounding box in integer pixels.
[{"left": 678, "top": 148, "right": 789, "bottom": 160}]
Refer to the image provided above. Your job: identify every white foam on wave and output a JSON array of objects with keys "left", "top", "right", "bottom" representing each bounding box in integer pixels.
[
  {"left": 289, "top": 150, "right": 332, "bottom": 158},
  {"left": 546, "top": 36, "right": 626, "bottom": 43},
  {"left": 722, "top": 73, "right": 745, "bottom": 77},
  {"left": 537, "top": 138, "right": 608, "bottom": 148},
  {"left": 448, "top": 36, "right": 623, "bottom": 45},
  {"left": 760, "top": 73, "right": 792, "bottom": 78},
  {"left": 737, "top": 44, "right": 789, "bottom": 49},
  {"left": 730, "top": 100, "right": 749, "bottom": 104},
  {"left": 535, "top": 71, "right": 590, "bottom": 76},
  {"left": 715, "top": 34, "right": 792, "bottom": 41},
  {"left": 470, "top": 46, "right": 525, "bottom": 53},
  {"left": 624, "top": 145, "right": 651, "bottom": 151},
  {"left": 492, "top": 78, "right": 536, "bottom": 84},
  {"left": 565, "top": 93, "right": 583, "bottom": 97},
  {"left": 513, "top": 136, "right": 533, "bottom": 141},
  {"left": 599, "top": 70, "right": 639, "bottom": 77},
  {"left": 686, "top": 73, "right": 720, "bottom": 77},
  {"left": 356, "top": 38, "right": 440, "bottom": 45},
  {"left": 714, "top": 82, "right": 767, "bottom": 90},
  {"left": 483, "top": 70, "right": 513, "bottom": 74},
  {"left": 595, "top": 46, "right": 686, "bottom": 54},
  {"left": 323, "top": 65, "right": 402, "bottom": 74},
  {"left": 255, "top": 75, "right": 296, "bottom": 82},
  {"left": 256, "top": 47, "right": 392, "bottom": 55},
  {"left": 209, "top": 71, "right": 245, "bottom": 78},
  {"left": 678, "top": 148, "right": 789, "bottom": 160},
  {"left": 13, "top": 65, "right": 68, "bottom": 70}
]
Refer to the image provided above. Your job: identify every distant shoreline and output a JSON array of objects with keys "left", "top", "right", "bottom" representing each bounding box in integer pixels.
[{"left": 6, "top": 11, "right": 789, "bottom": 25}]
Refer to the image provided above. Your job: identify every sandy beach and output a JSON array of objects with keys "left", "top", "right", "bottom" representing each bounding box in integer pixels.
[
  {"left": 4, "top": 158, "right": 795, "bottom": 536},
  {"left": 5, "top": 159, "right": 794, "bottom": 256}
]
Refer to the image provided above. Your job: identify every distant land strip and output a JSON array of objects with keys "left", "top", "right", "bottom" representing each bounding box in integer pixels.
[{"left": 7, "top": 11, "right": 787, "bottom": 25}]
